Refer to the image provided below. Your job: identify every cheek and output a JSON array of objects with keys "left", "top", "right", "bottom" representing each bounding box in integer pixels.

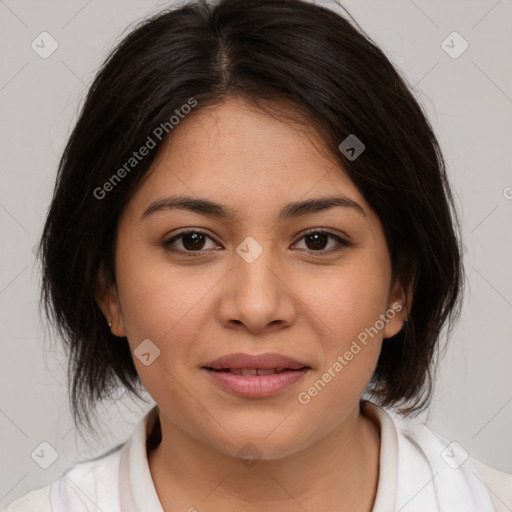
[
  {"left": 112, "top": 246, "right": 212, "bottom": 401},
  {"left": 294, "top": 276, "right": 386, "bottom": 431},
  {"left": 302, "top": 254, "right": 391, "bottom": 344},
  {"left": 114, "top": 242, "right": 238, "bottom": 384},
  {"left": 295, "top": 253, "right": 389, "bottom": 399},
  {"left": 115, "top": 243, "right": 212, "bottom": 341}
]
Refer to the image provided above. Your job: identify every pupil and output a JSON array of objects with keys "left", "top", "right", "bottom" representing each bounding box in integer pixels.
[
  {"left": 183, "top": 233, "right": 205, "bottom": 251},
  {"left": 306, "top": 233, "right": 327, "bottom": 250}
]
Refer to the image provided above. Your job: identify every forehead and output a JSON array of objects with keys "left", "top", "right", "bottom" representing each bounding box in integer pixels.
[{"left": 125, "top": 98, "right": 371, "bottom": 223}]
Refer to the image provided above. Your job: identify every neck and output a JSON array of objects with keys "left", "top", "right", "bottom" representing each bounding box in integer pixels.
[{"left": 147, "top": 400, "right": 381, "bottom": 511}]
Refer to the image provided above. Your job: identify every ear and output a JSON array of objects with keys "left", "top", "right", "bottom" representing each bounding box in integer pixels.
[
  {"left": 95, "top": 267, "right": 126, "bottom": 338},
  {"left": 383, "top": 273, "right": 414, "bottom": 339}
]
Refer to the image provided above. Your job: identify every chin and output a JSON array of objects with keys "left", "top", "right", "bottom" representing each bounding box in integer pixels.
[{"left": 206, "top": 427, "right": 310, "bottom": 463}]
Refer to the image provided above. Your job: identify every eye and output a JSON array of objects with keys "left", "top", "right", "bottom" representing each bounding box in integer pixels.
[
  {"left": 163, "top": 230, "right": 220, "bottom": 256},
  {"left": 292, "top": 229, "right": 351, "bottom": 254}
]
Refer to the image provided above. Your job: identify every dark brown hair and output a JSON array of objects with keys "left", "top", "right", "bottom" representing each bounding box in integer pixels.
[{"left": 38, "top": 0, "right": 464, "bottom": 432}]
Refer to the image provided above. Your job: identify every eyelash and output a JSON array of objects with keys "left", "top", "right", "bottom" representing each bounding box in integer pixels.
[{"left": 162, "top": 229, "right": 351, "bottom": 257}]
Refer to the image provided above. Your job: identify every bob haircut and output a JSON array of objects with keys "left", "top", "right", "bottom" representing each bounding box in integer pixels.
[{"left": 38, "top": 0, "right": 464, "bottom": 432}]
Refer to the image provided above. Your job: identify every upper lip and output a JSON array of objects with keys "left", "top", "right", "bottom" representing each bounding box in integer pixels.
[{"left": 202, "top": 352, "right": 310, "bottom": 370}]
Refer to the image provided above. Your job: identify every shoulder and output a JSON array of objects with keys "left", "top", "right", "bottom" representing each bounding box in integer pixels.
[
  {"left": 392, "top": 407, "right": 512, "bottom": 511},
  {"left": 2, "top": 444, "right": 123, "bottom": 512},
  {"left": 363, "top": 400, "right": 512, "bottom": 511},
  {"left": 1, "top": 486, "right": 52, "bottom": 512},
  {"left": 393, "top": 409, "right": 512, "bottom": 482},
  {"left": 472, "top": 457, "right": 512, "bottom": 512}
]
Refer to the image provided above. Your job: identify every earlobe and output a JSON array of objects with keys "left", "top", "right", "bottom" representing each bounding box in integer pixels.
[
  {"left": 383, "top": 279, "right": 413, "bottom": 339},
  {"left": 382, "top": 301, "right": 406, "bottom": 339},
  {"left": 95, "top": 271, "right": 126, "bottom": 338}
]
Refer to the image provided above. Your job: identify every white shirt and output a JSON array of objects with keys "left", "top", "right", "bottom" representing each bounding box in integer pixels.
[{"left": 3, "top": 400, "right": 511, "bottom": 511}]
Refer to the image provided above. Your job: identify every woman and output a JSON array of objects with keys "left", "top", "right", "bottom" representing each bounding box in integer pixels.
[{"left": 4, "top": 0, "right": 511, "bottom": 510}]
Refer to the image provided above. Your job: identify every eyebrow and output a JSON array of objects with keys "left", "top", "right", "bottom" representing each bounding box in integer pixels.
[{"left": 141, "top": 194, "right": 366, "bottom": 222}]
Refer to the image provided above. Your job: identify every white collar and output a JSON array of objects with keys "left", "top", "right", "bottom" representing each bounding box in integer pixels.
[
  {"left": 118, "top": 400, "right": 400, "bottom": 511},
  {"left": 119, "top": 406, "right": 163, "bottom": 512},
  {"left": 371, "top": 402, "right": 496, "bottom": 511},
  {"left": 53, "top": 400, "right": 495, "bottom": 512}
]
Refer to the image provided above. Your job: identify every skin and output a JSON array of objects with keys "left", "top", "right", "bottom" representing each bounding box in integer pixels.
[{"left": 98, "top": 97, "right": 411, "bottom": 512}]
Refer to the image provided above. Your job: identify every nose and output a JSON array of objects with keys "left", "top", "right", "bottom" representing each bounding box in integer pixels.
[{"left": 216, "top": 239, "right": 297, "bottom": 334}]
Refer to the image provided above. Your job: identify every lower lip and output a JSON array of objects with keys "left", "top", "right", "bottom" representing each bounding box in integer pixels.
[{"left": 202, "top": 368, "right": 310, "bottom": 398}]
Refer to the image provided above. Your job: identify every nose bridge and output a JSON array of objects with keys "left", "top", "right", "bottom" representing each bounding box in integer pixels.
[
  {"left": 218, "top": 233, "right": 296, "bottom": 332},
  {"left": 234, "top": 234, "right": 281, "bottom": 298}
]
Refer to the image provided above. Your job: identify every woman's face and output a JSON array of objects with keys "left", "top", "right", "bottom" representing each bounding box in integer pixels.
[{"left": 101, "top": 98, "right": 407, "bottom": 459}]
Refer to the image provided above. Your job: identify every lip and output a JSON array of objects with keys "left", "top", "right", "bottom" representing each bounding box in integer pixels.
[
  {"left": 202, "top": 352, "right": 309, "bottom": 371},
  {"left": 202, "top": 352, "right": 311, "bottom": 398},
  {"left": 203, "top": 368, "right": 310, "bottom": 398}
]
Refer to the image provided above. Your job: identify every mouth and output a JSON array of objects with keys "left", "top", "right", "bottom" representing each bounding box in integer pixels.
[{"left": 201, "top": 352, "right": 311, "bottom": 398}]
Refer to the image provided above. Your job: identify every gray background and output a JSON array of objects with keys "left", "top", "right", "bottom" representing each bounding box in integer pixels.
[{"left": 1, "top": 0, "right": 511, "bottom": 506}]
